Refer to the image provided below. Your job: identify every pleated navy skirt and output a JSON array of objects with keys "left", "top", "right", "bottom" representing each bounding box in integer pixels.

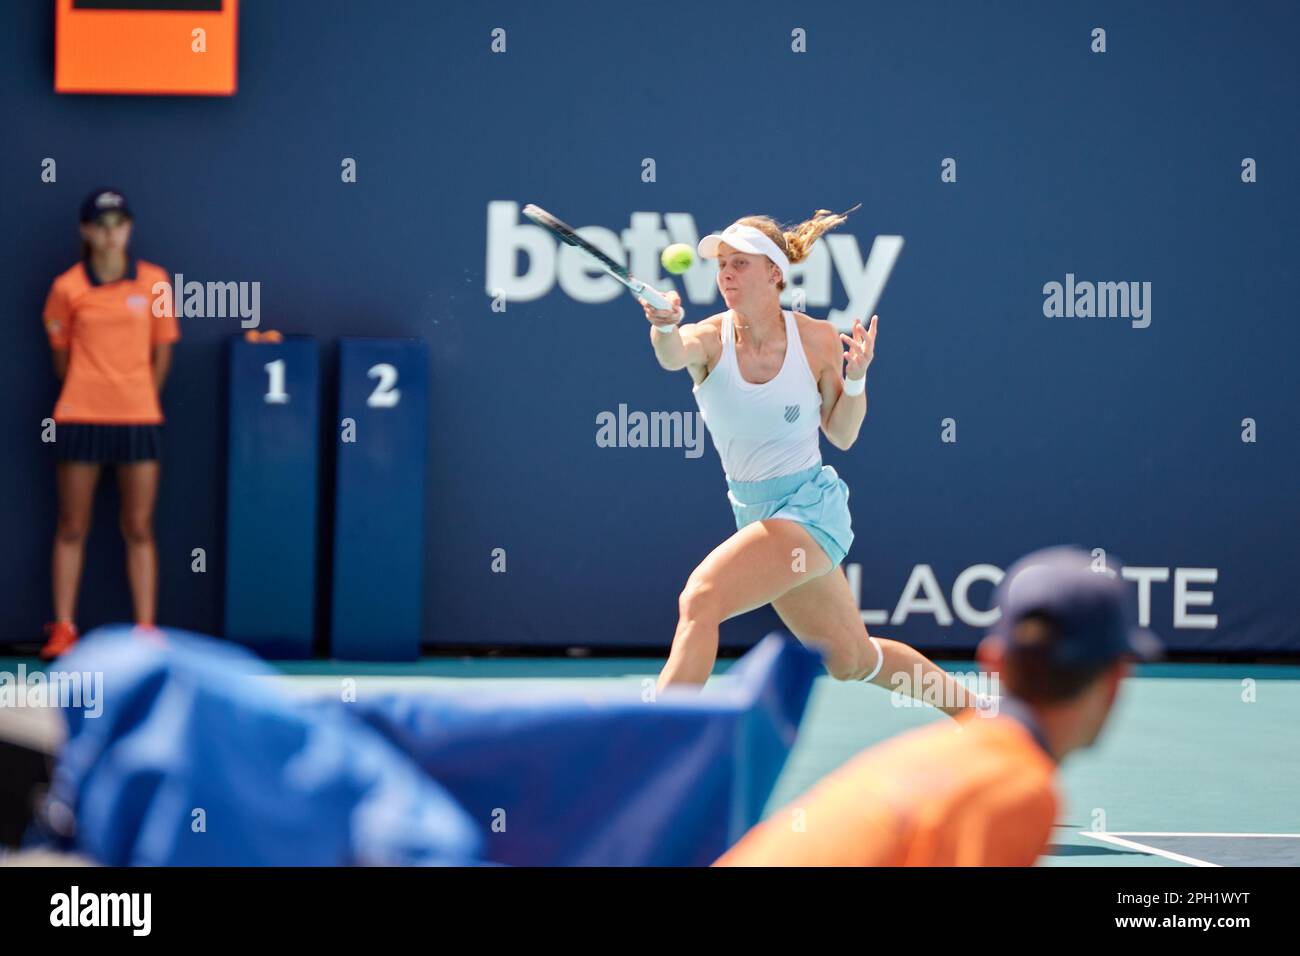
[{"left": 54, "top": 424, "right": 162, "bottom": 463}]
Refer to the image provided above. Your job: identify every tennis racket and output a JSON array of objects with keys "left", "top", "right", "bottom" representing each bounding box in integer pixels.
[{"left": 522, "top": 204, "right": 677, "bottom": 313}]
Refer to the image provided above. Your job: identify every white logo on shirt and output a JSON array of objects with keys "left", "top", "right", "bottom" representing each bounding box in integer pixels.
[{"left": 126, "top": 295, "right": 148, "bottom": 311}]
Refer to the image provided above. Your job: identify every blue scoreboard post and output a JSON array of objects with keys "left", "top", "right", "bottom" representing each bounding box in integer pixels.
[
  {"left": 224, "top": 336, "right": 320, "bottom": 658},
  {"left": 329, "top": 338, "right": 429, "bottom": 661}
]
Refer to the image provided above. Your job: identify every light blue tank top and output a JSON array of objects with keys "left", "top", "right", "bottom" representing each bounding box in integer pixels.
[{"left": 691, "top": 309, "right": 824, "bottom": 482}]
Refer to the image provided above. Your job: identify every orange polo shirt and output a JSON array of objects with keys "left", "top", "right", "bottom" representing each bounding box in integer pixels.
[
  {"left": 43, "top": 259, "right": 180, "bottom": 424},
  {"left": 715, "top": 707, "right": 1060, "bottom": 867}
]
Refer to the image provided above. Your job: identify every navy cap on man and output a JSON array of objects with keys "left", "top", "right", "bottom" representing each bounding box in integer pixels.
[
  {"left": 79, "top": 188, "right": 132, "bottom": 224},
  {"left": 990, "top": 546, "right": 1164, "bottom": 668}
]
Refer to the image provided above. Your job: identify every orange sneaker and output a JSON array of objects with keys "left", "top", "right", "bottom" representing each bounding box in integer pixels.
[{"left": 40, "top": 621, "right": 79, "bottom": 661}]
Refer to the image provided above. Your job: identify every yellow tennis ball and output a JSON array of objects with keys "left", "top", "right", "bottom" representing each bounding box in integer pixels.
[{"left": 660, "top": 243, "right": 694, "bottom": 275}]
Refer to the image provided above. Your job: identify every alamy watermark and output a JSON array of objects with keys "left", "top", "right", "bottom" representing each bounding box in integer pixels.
[
  {"left": 152, "top": 272, "right": 261, "bottom": 328},
  {"left": 1042, "top": 273, "right": 1151, "bottom": 328},
  {"left": 50, "top": 886, "right": 151, "bottom": 936},
  {"left": 889, "top": 665, "right": 1000, "bottom": 715},
  {"left": 596, "top": 404, "right": 705, "bottom": 459},
  {"left": 0, "top": 665, "right": 102, "bottom": 718}
]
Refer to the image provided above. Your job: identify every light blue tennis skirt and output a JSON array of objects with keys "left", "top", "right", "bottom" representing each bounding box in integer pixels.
[{"left": 726, "top": 463, "right": 854, "bottom": 569}]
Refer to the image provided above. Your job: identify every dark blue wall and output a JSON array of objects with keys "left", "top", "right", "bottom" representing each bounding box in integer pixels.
[{"left": 3, "top": 1, "right": 1297, "bottom": 653}]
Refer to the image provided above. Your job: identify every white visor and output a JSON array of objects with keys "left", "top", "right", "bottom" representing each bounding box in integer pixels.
[{"left": 697, "top": 223, "right": 790, "bottom": 283}]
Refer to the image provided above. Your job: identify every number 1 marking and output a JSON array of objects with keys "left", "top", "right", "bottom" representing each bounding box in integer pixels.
[{"left": 264, "top": 359, "right": 289, "bottom": 404}]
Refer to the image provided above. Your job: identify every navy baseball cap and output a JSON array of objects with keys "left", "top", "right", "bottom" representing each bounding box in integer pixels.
[
  {"left": 990, "top": 546, "right": 1163, "bottom": 666},
  {"left": 79, "top": 188, "right": 132, "bottom": 224}
]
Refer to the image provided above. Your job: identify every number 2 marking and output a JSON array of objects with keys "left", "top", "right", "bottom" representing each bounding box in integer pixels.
[{"left": 367, "top": 363, "right": 400, "bottom": 407}]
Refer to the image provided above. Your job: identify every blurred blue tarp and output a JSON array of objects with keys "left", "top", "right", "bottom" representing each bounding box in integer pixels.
[{"left": 37, "top": 626, "right": 820, "bottom": 865}]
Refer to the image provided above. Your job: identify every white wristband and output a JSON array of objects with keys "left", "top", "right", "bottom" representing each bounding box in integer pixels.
[
  {"left": 654, "top": 322, "right": 680, "bottom": 335},
  {"left": 843, "top": 374, "right": 865, "bottom": 396}
]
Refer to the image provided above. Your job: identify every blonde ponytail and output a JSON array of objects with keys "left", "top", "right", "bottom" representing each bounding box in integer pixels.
[{"left": 735, "top": 203, "right": 861, "bottom": 289}]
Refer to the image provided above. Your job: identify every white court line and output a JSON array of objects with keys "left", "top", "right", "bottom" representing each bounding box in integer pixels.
[
  {"left": 1077, "top": 832, "right": 1218, "bottom": 867},
  {"left": 1078, "top": 831, "right": 1300, "bottom": 867},
  {"left": 1100, "top": 832, "right": 1300, "bottom": 838}
]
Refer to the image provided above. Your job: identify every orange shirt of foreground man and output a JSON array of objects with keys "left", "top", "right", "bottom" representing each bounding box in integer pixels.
[{"left": 716, "top": 546, "right": 1162, "bottom": 867}]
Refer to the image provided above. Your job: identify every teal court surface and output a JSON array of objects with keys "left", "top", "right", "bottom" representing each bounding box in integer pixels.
[{"left": 4, "top": 654, "right": 1297, "bottom": 867}]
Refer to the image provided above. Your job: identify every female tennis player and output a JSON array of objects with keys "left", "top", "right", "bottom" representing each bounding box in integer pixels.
[
  {"left": 645, "top": 209, "right": 974, "bottom": 715},
  {"left": 39, "top": 189, "right": 180, "bottom": 659}
]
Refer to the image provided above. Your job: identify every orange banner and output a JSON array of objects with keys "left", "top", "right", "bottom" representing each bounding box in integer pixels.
[{"left": 55, "top": 0, "right": 238, "bottom": 96}]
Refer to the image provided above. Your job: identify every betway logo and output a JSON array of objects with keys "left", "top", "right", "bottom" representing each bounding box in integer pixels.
[{"left": 485, "top": 201, "right": 904, "bottom": 331}]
